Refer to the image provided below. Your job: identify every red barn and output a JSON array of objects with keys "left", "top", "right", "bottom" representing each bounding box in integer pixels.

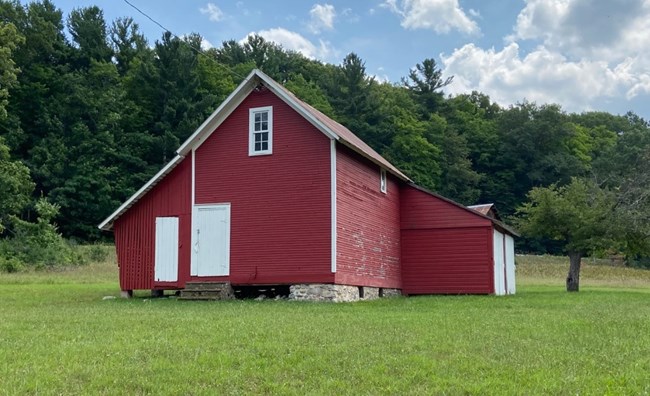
[{"left": 99, "top": 69, "right": 517, "bottom": 301}]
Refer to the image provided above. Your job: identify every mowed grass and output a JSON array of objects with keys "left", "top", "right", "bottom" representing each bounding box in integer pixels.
[{"left": 1, "top": 249, "right": 650, "bottom": 395}]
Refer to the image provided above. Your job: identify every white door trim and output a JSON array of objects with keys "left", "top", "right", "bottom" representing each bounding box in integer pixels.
[
  {"left": 191, "top": 203, "right": 231, "bottom": 277},
  {"left": 154, "top": 217, "right": 179, "bottom": 282}
]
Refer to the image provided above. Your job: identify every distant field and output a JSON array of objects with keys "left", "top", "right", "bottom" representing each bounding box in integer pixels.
[{"left": 1, "top": 248, "right": 649, "bottom": 395}]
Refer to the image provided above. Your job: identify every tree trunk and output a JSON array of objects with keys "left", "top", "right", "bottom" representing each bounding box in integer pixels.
[{"left": 566, "top": 251, "right": 582, "bottom": 292}]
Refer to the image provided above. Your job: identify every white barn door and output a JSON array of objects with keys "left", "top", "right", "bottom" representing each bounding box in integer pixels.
[
  {"left": 505, "top": 234, "right": 516, "bottom": 295},
  {"left": 154, "top": 217, "right": 179, "bottom": 282},
  {"left": 191, "top": 204, "right": 230, "bottom": 276},
  {"left": 493, "top": 230, "right": 506, "bottom": 296}
]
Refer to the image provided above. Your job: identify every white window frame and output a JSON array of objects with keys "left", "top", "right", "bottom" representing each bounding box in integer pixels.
[
  {"left": 249, "top": 106, "right": 273, "bottom": 156},
  {"left": 380, "top": 168, "right": 387, "bottom": 194}
]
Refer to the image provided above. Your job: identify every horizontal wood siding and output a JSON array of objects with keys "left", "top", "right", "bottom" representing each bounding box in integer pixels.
[
  {"left": 335, "top": 145, "right": 401, "bottom": 288},
  {"left": 113, "top": 156, "right": 192, "bottom": 291},
  {"left": 400, "top": 185, "right": 492, "bottom": 229},
  {"left": 401, "top": 227, "right": 493, "bottom": 294},
  {"left": 400, "top": 184, "right": 494, "bottom": 294},
  {"left": 195, "top": 89, "right": 333, "bottom": 285}
]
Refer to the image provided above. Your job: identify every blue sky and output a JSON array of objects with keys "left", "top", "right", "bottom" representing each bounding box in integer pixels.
[{"left": 50, "top": 0, "right": 650, "bottom": 119}]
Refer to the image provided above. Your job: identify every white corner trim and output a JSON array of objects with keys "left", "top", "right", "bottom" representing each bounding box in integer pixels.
[
  {"left": 191, "top": 148, "right": 196, "bottom": 207},
  {"left": 331, "top": 139, "right": 337, "bottom": 273},
  {"left": 190, "top": 148, "right": 196, "bottom": 276},
  {"left": 98, "top": 155, "right": 184, "bottom": 231},
  {"left": 380, "top": 168, "right": 387, "bottom": 194}
]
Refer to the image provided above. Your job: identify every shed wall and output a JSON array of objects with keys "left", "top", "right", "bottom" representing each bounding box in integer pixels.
[
  {"left": 113, "top": 156, "right": 192, "bottom": 291},
  {"left": 194, "top": 88, "right": 333, "bottom": 285},
  {"left": 401, "top": 227, "right": 493, "bottom": 294},
  {"left": 335, "top": 145, "right": 401, "bottom": 288},
  {"left": 400, "top": 185, "right": 494, "bottom": 294}
]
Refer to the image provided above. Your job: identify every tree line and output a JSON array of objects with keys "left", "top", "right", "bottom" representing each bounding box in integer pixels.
[{"left": 0, "top": 1, "right": 648, "bottom": 275}]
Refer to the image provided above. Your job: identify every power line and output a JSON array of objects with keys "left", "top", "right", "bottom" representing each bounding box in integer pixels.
[{"left": 121, "top": 0, "right": 247, "bottom": 81}]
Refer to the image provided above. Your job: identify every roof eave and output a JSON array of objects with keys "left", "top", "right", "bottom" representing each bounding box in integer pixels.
[
  {"left": 337, "top": 139, "right": 411, "bottom": 181},
  {"left": 97, "top": 154, "right": 184, "bottom": 231},
  {"left": 177, "top": 70, "right": 259, "bottom": 156},
  {"left": 253, "top": 69, "right": 410, "bottom": 182}
]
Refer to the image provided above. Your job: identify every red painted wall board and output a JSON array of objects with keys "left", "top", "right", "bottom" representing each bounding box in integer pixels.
[
  {"left": 401, "top": 227, "right": 493, "bottom": 294},
  {"left": 113, "top": 156, "right": 192, "bottom": 291},
  {"left": 400, "top": 185, "right": 492, "bottom": 230},
  {"left": 194, "top": 88, "right": 333, "bottom": 285},
  {"left": 335, "top": 145, "right": 401, "bottom": 288}
]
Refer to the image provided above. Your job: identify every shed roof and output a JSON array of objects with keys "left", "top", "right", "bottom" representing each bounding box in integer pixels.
[
  {"left": 467, "top": 203, "right": 502, "bottom": 220},
  {"left": 99, "top": 69, "right": 409, "bottom": 231},
  {"left": 467, "top": 203, "right": 494, "bottom": 215}
]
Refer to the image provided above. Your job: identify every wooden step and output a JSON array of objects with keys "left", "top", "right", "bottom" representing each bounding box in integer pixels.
[{"left": 179, "top": 282, "right": 234, "bottom": 300}]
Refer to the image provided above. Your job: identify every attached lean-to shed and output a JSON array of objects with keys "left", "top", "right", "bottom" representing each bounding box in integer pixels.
[{"left": 400, "top": 185, "right": 517, "bottom": 296}]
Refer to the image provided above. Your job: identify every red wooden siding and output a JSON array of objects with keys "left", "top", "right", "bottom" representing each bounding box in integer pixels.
[
  {"left": 400, "top": 186, "right": 492, "bottom": 229},
  {"left": 401, "top": 227, "right": 493, "bottom": 294},
  {"left": 113, "top": 156, "right": 192, "bottom": 291},
  {"left": 400, "top": 185, "right": 494, "bottom": 294},
  {"left": 195, "top": 88, "right": 333, "bottom": 285},
  {"left": 336, "top": 145, "right": 401, "bottom": 288}
]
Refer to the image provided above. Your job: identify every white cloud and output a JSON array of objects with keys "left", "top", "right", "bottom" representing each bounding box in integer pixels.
[
  {"left": 436, "top": 0, "right": 650, "bottom": 113},
  {"left": 440, "top": 42, "right": 650, "bottom": 113},
  {"left": 308, "top": 3, "right": 336, "bottom": 33},
  {"left": 199, "top": 3, "right": 224, "bottom": 22},
  {"left": 201, "top": 38, "right": 214, "bottom": 50},
  {"left": 381, "top": 0, "right": 479, "bottom": 35},
  {"left": 242, "top": 28, "right": 335, "bottom": 60},
  {"left": 372, "top": 67, "right": 390, "bottom": 83},
  {"left": 511, "top": 0, "right": 650, "bottom": 62}
]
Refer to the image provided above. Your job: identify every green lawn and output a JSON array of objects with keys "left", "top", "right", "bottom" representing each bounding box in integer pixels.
[{"left": 1, "top": 250, "right": 649, "bottom": 395}]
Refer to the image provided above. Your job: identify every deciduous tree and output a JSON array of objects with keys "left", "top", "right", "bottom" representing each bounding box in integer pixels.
[{"left": 516, "top": 178, "right": 617, "bottom": 291}]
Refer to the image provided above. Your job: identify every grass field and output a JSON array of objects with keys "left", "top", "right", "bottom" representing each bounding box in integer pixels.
[{"left": 1, "top": 249, "right": 649, "bottom": 395}]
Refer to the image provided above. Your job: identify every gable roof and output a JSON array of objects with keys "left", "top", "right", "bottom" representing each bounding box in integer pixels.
[
  {"left": 467, "top": 203, "right": 501, "bottom": 220},
  {"left": 467, "top": 203, "right": 493, "bottom": 215},
  {"left": 99, "top": 69, "right": 409, "bottom": 231},
  {"left": 407, "top": 184, "right": 519, "bottom": 237}
]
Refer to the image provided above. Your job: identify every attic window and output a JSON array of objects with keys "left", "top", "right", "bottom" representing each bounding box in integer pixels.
[
  {"left": 380, "top": 169, "right": 387, "bottom": 194},
  {"left": 249, "top": 106, "right": 273, "bottom": 156}
]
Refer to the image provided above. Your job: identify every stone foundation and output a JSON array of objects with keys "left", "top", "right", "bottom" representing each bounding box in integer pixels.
[
  {"left": 289, "top": 284, "right": 401, "bottom": 302},
  {"left": 379, "top": 288, "right": 401, "bottom": 297}
]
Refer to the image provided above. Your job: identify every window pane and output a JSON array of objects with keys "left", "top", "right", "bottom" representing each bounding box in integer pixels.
[
  {"left": 261, "top": 132, "right": 268, "bottom": 142},
  {"left": 261, "top": 112, "right": 268, "bottom": 121},
  {"left": 255, "top": 113, "right": 261, "bottom": 122},
  {"left": 255, "top": 142, "right": 261, "bottom": 151},
  {"left": 261, "top": 121, "right": 268, "bottom": 130},
  {"left": 255, "top": 133, "right": 261, "bottom": 142},
  {"left": 261, "top": 142, "right": 268, "bottom": 151}
]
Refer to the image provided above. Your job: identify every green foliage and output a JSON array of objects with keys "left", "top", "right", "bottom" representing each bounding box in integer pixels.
[
  {"left": 516, "top": 178, "right": 617, "bottom": 255},
  {"left": 86, "top": 243, "right": 109, "bottom": 262},
  {"left": 0, "top": 254, "right": 23, "bottom": 272},
  {"left": 0, "top": 21, "right": 24, "bottom": 119},
  {"left": 402, "top": 58, "right": 452, "bottom": 115},
  {"left": 0, "top": 137, "right": 34, "bottom": 232},
  {"left": 284, "top": 73, "right": 334, "bottom": 116},
  {"left": 2, "top": 198, "right": 86, "bottom": 270}
]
